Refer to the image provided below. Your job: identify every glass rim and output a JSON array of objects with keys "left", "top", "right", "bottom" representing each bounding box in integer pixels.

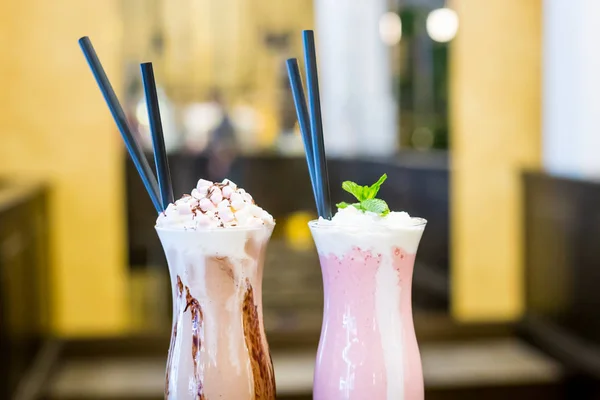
[{"left": 308, "top": 217, "right": 427, "bottom": 229}]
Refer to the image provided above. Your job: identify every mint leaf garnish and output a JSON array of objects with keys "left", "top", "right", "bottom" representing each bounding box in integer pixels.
[
  {"left": 336, "top": 202, "right": 350, "bottom": 209},
  {"left": 352, "top": 203, "right": 365, "bottom": 211},
  {"left": 336, "top": 202, "right": 365, "bottom": 211},
  {"left": 367, "top": 173, "right": 387, "bottom": 199},
  {"left": 342, "top": 181, "right": 366, "bottom": 201},
  {"left": 362, "top": 198, "right": 390, "bottom": 216},
  {"left": 336, "top": 174, "right": 390, "bottom": 216}
]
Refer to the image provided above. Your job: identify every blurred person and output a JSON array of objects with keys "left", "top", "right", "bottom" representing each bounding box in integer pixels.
[{"left": 205, "top": 88, "right": 239, "bottom": 181}]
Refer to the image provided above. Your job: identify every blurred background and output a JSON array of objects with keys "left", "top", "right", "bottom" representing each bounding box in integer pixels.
[{"left": 2, "top": 0, "right": 600, "bottom": 399}]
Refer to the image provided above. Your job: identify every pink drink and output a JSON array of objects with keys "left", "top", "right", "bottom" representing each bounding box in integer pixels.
[{"left": 310, "top": 218, "right": 426, "bottom": 400}]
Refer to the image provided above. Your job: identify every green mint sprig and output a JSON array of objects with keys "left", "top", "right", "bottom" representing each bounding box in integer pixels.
[{"left": 336, "top": 174, "right": 390, "bottom": 216}]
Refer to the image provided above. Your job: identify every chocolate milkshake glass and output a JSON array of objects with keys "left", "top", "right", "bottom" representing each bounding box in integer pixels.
[
  {"left": 309, "top": 213, "right": 426, "bottom": 400},
  {"left": 156, "top": 179, "right": 276, "bottom": 400}
]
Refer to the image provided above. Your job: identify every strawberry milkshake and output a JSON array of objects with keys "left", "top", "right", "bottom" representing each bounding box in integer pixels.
[
  {"left": 310, "top": 175, "right": 426, "bottom": 400},
  {"left": 156, "top": 178, "right": 276, "bottom": 400}
]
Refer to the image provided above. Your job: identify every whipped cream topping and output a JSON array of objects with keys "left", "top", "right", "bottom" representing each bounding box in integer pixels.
[
  {"left": 317, "top": 205, "right": 421, "bottom": 228},
  {"left": 310, "top": 206, "right": 426, "bottom": 257},
  {"left": 156, "top": 179, "right": 274, "bottom": 230}
]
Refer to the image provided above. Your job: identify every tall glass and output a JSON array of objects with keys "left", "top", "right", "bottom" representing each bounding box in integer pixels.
[
  {"left": 156, "top": 225, "right": 276, "bottom": 400},
  {"left": 309, "top": 219, "right": 427, "bottom": 400}
]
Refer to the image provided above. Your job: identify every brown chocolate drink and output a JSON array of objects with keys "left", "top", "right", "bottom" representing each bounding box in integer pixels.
[{"left": 157, "top": 225, "right": 275, "bottom": 400}]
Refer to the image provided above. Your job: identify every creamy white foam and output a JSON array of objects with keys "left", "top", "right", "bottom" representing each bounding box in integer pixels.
[
  {"left": 310, "top": 207, "right": 426, "bottom": 256},
  {"left": 324, "top": 206, "right": 415, "bottom": 228},
  {"left": 156, "top": 178, "right": 274, "bottom": 230}
]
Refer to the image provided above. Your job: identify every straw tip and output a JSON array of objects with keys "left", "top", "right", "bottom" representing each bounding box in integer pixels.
[
  {"left": 302, "top": 30, "right": 315, "bottom": 41},
  {"left": 141, "top": 61, "right": 152, "bottom": 68},
  {"left": 78, "top": 36, "right": 90, "bottom": 44}
]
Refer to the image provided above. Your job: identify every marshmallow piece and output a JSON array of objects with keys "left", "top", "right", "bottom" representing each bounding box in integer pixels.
[
  {"left": 197, "top": 179, "right": 212, "bottom": 188},
  {"left": 195, "top": 213, "right": 211, "bottom": 226},
  {"left": 217, "top": 199, "right": 231, "bottom": 211},
  {"left": 230, "top": 193, "right": 245, "bottom": 210},
  {"left": 231, "top": 199, "right": 245, "bottom": 211},
  {"left": 199, "top": 198, "right": 215, "bottom": 211},
  {"left": 222, "top": 185, "right": 234, "bottom": 199},
  {"left": 260, "top": 210, "right": 274, "bottom": 223},
  {"left": 197, "top": 186, "right": 209, "bottom": 196},
  {"left": 178, "top": 202, "right": 192, "bottom": 215},
  {"left": 222, "top": 179, "right": 238, "bottom": 190},
  {"left": 220, "top": 208, "right": 235, "bottom": 223},
  {"left": 250, "top": 204, "right": 263, "bottom": 217},
  {"left": 242, "top": 193, "right": 253, "bottom": 203},
  {"left": 209, "top": 187, "right": 223, "bottom": 204},
  {"left": 164, "top": 203, "right": 177, "bottom": 218},
  {"left": 235, "top": 208, "right": 252, "bottom": 225},
  {"left": 230, "top": 192, "right": 243, "bottom": 203},
  {"left": 191, "top": 188, "right": 203, "bottom": 199}
]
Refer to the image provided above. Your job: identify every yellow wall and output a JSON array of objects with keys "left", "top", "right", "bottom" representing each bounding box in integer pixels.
[
  {"left": 0, "top": 1, "right": 128, "bottom": 335},
  {"left": 450, "top": 0, "right": 542, "bottom": 320}
]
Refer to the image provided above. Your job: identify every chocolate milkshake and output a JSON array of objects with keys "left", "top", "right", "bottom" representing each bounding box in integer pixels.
[{"left": 156, "top": 179, "right": 276, "bottom": 400}]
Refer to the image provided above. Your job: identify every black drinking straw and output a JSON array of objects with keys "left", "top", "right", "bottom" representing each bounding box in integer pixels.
[
  {"left": 140, "top": 62, "right": 174, "bottom": 210},
  {"left": 285, "top": 58, "right": 319, "bottom": 209},
  {"left": 78, "top": 36, "right": 162, "bottom": 213},
  {"left": 302, "top": 30, "right": 332, "bottom": 219}
]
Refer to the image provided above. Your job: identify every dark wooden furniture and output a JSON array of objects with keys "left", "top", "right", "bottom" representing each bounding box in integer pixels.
[
  {"left": 0, "top": 181, "right": 50, "bottom": 399},
  {"left": 521, "top": 172, "right": 600, "bottom": 397}
]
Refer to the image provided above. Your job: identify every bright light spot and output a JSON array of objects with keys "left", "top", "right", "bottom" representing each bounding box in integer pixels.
[
  {"left": 232, "top": 105, "right": 262, "bottom": 134},
  {"left": 183, "top": 102, "right": 224, "bottom": 134},
  {"left": 135, "top": 101, "right": 150, "bottom": 127},
  {"left": 379, "top": 12, "right": 402, "bottom": 46},
  {"left": 426, "top": 8, "right": 459, "bottom": 43}
]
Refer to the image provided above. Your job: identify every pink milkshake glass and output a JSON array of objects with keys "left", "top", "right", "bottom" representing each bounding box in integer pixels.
[
  {"left": 156, "top": 225, "right": 276, "bottom": 400},
  {"left": 309, "top": 218, "right": 427, "bottom": 400}
]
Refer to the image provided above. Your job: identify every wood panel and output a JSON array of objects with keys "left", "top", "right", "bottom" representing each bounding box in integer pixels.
[
  {"left": 450, "top": 0, "right": 542, "bottom": 321},
  {"left": 0, "top": 0, "right": 127, "bottom": 335}
]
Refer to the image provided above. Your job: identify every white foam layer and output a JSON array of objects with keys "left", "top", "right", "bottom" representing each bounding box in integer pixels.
[
  {"left": 156, "top": 226, "right": 271, "bottom": 260},
  {"left": 310, "top": 208, "right": 426, "bottom": 257},
  {"left": 325, "top": 206, "right": 416, "bottom": 228},
  {"left": 156, "top": 178, "right": 274, "bottom": 230}
]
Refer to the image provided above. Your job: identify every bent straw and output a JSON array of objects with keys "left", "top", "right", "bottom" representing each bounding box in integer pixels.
[
  {"left": 140, "top": 62, "right": 174, "bottom": 210},
  {"left": 302, "top": 30, "right": 332, "bottom": 219},
  {"left": 286, "top": 58, "right": 319, "bottom": 211},
  {"left": 79, "top": 36, "right": 162, "bottom": 213}
]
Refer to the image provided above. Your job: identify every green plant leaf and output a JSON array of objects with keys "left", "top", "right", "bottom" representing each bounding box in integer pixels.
[
  {"left": 342, "top": 181, "right": 366, "bottom": 201},
  {"left": 361, "top": 198, "right": 390, "bottom": 216},
  {"left": 336, "top": 202, "right": 350, "bottom": 209},
  {"left": 337, "top": 174, "right": 390, "bottom": 216},
  {"left": 353, "top": 203, "right": 365, "bottom": 211},
  {"left": 365, "top": 174, "right": 387, "bottom": 199}
]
